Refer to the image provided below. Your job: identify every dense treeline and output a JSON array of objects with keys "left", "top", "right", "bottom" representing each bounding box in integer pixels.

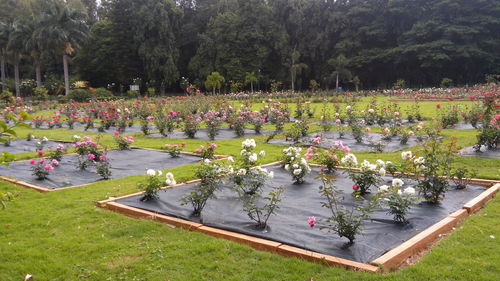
[{"left": 1, "top": 0, "right": 499, "bottom": 95}]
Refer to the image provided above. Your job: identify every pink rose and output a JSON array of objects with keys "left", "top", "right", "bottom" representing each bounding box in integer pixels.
[
  {"left": 37, "top": 151, "right": 45, "bottom": 156},
  {"left": 44, "top": 165, "right": 54, "bottom": 171},
  {"left": 308, "top": 216, "right": 316, "bottom": 228},
  {"left": 114, "top": 131, "right": 120, "bottom": 135},
  {"left": 51, "top": 159, "right": 59, "bottom": 166},
  {"left": 88, "top": 154, "right": 96, "bottom": 160},
  {"left": 30, "top": 159, "right": 36, "bottom": 165}
]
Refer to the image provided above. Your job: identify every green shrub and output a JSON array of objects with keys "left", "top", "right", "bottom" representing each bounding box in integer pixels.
[
  {"left": 94, "top": 88, "right": 114, "bottom": 98},
  {"left": 440, "top": 78, "right": 453, "bottom": 88},
  {"left": 0, "top": 90, "right": 15, "bottom": 103},
  {"left": 127, "top": 90, "right": 139, "bottom": 98},
  {"left": 67, "top": 89, "right": 93, "bottom": 102},
  {"left": 33, "top": 87, "right": 49, "bottom": 101}
]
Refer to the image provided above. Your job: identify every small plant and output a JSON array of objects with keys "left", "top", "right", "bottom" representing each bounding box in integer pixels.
[
  {"left": 284, "top": 157, "right": 311, "bottom": 184},
  {"left": 26, "top": 133, "right": 34, "bottom": 141},
  {"left": 342, "top": 156, "right": 384, "bottom": 195},
  {"left": 113, "top": 132, "right": 134, "bottom": 150},
  {"left": 30, "top": 158, "right": 54, "bottom": 180},
  {"left": 451, "top": 167, "right": 475, "bottom": 189},
  {"left": 47, "top": 144, "right": 66, "bottom": 161},
  {"left": 180, "top": 160, "right": 231, "bottom": 217},
  {"left": 183, "top": 115, "right": 202, "bottom": 138},
  {"left": 140, "top": 116, "right": 155, "bottom": 135},
  {"left": 194, "top": 143, "right": 218, "bottom": 159},
  {"left": 400, "top": 130, "right": 414, "bottom": 145},
  {"left": 240, "top": 186, "right": 284, "bottom": 229},
  {"left": 35, "top": 137, "right": 48, "bottom": 151},
  {"left": 313, "top": 174, "right": 373, "bottom": 244},
  {"left": 376, "top": 181, "right": 418, "bottom": 224},
  {"left": 163, "top": 142, "right": 186, "bottom": 157},
  {"left": 305, "top": 142, "right": 350, "bottom": 173},
  {"left": 281, "top": 146, "right": 303, "bottom": 167},
  {"left": 139, "top": 169, "right": 175, "bottom": 201},
  {"left": 232, "top": 113, "right": 247, "bottom": 137},
  {"left": 286, "top": 119, "right": 309, "bottom": 142},
  {"left": 96, "top": 155, "right": 112, "bottom": 180},
  {"left": 249, "top": 111, "right": 266, "bottom": 134},
  {"left": 203, "top": 111, "right": 225, "bottom": 140},
  {"left": 233, "top": 166, "right": 274, "bottom": 195}
]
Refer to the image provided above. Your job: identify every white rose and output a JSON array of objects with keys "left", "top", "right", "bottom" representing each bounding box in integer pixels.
[
  {"left": 227, "top": 156, "right": 234, "bottom": 163},
  {"left": 379, "top": 185, "right": 389, "bottom": 192},
  {"left": 157, "top": 170, "right": 163, "bottom": 176},
  {"left": 259, "top": 150, "right": 266, "bottom": 157},
  {"left": 293, "top": 169, "right": 302, "bottom": 175},
  {"left": 284, "top": 164, "right": 290, "bottom": 171},
  {"left": 248, "top": 153, "right": 258, "bottom": 162},
  {"left": 204, "top": 159, "right": 210, "bottom": 164},
  {"left": 392, "top": 178, "right": 404, "bottom": 188},
  {"left": 268, "top": 171, "right": 274, "bottom": 179},
  {"left": 146, "top": 169, "right": 156, "bottom": 176},
  {"left": 379, "top": 168, "right": 386, "bottom": 177},
  {"left": 237, "top": 168, "right": 247, "bottom": 176},
  {"left": 404, "top": 187, "right": 416, "bottom": 195}
]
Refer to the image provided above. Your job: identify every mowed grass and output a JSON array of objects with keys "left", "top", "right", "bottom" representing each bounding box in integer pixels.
[{"left": 1, "top": 98, "right": 499, "bottom": 280}]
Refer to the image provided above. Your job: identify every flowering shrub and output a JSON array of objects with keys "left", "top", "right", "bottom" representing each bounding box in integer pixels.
[
  {"left": 233, "top": 166, "right": 274, "bottom": 195},
  {"left": 238, "top": 139, "right": 264, "bottom": 168},
  {"left": 474, "top": 94, "right": 499, "bottom": 151},
  {"left": 286, "top": 119, "right": 309, "bottom": 142},
  {"left": 284, "top": 157, "right": 311, "bottom": 184},
  {"left": 140, "top": 116, "right": 155, "bottom": 135},
  {"left": 281, "top": 146, "right": 303, "bottom": 167},
  {"left": 96, "top": 154, "right": 112, "bottom": 180},
  {"left": 47, "top": 144, "right": 66, "bottom": 161},
  {"left": 194, "top": 143, "right": 217, "bottom": 159},
  {"left": 248, "top": 111, "right": 266, "bottom": 133},
  {"left": 231, "top": 112, "right": 248, "bottom": 137},
  {"left": 139, "top": 169, "right": 175, "bottom": 201},
  {"left": 35, "top": 137, "right": 48, "bottom": 151},
  {"left": 439, "top": 105, "right": 460, "bottom": 129},
  {"left": 183, "top": 115, "right": 202, "bottom": 138},
  {"left": 240, "top": 186, "right": 284, "bottom": 229},
  {"left": 114, "top": 132, "right": 134, "bottom": 150},
  {"left": 376, "top": 180, "right": 418, "bottom": 224},
  {"left": 180, "top": 160, "right": 232, "bottom": 216},
  {"left": 400, "top": 137, "right": 455, "bottom": 203},
  {"left": 30, "top": 158, "right": 54, "bottom": 180},
  {"left": 154, "top": 109, "right": 179, "bottom": 136},
  {"left": 313, "top": 174, "right": 373, "bottom": 244},
  {"left": 342, "top": 155, "right": 384, "bottom": 195},
  {"left": 73, "top": 136, "right": 100, "bottom": 158},
  {"left": 305, "top": 141, "right": 350, "bottom": 173},
  {"left": 268, "top": 106, "right": 288, "bottom": 132},
  {"left": 163, "top": 142, "right": 186, "bottom": 157},
  {"left": 203, "top": 111, "right": 225, "bottom": 140}
]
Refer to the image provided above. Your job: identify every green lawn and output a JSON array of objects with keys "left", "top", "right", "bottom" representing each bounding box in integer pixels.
[{"left": 0, "top": 106, "right": 499, "bottom": 280}]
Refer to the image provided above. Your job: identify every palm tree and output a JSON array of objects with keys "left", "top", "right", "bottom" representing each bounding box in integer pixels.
[
  {"left": 0, "top": 21, "right": 10, "bottom": 91},
  {"left": 37, "top": 2, "right": 88, "bottom": 95},
  {"left": 6, "top": 21, "right": 25, "bottom": 97},
  {"left": 23, "top": 18, "right": 44, "bottom": 88}
]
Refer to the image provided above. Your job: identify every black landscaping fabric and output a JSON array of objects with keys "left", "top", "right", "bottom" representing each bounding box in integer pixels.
[
  {"left": 148, "top": 128, "right": 273, "bottom": 140},
  {"left": 0, "top": 148, "right": 201, "bottom": 189},
  {"left": 71, "top": 124, "right": 151, "bottom": 134},
  {"left": 0, "top": 138, "right": 68, "bottom": 154},
  {"left": 117, "top": 164, "right": 485, "bottom": 263},
  {"left": 459, "top": 145, "right": 500, "bottom": 158},
  {"left": 269, "top": 131, "right": 423, "bottom": 152}
]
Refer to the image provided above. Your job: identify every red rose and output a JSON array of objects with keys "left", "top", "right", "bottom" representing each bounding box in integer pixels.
[{"left": 352, "top": 185, "right": 359, "bottom": 190}]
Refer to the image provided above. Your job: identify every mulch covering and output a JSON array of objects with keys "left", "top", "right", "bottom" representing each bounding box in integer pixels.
[
  {"left": 117, "top": 164, "right": 485, "bottom": 263},
  {"left": 0, "top": 138, "right": 68, "bottom": 154},
  {"left": 459, "top": 145, "right": 500, "bottom": 158},
  {"left": 269, "top": 131, "right": 423, "bottom": 152},
  {"left": 147, "top": 128, "right": 273, "bottom": 141},
  {"left": 0, "top": 148, "right": 201, "bottom": 189}
]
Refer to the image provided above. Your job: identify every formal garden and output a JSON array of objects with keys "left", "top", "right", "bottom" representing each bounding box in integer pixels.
[{"left": 1, "top": 0, "right": 499, "bottom": 280}]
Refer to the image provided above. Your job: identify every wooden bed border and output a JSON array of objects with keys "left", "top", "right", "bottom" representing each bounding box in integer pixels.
[{"left": 95, "top": 162, "right": 499, "bottom": 272}]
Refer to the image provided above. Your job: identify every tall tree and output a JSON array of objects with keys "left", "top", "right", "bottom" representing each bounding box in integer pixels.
[
  {"left": 0, "top": 21, "right": 10, "bottom": 91},
  {"left": 7, "top": 21, "right": 25, "bottom": 97},
  {"left": 37, "top": 1, "right": 88, "bottom": 95}
]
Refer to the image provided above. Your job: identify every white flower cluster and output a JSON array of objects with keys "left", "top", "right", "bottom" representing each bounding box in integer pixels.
[
  {"left": 283, "top": 146, "right": 303, "bottom": 161},
  {"left": 242, "top": 139, "right": 256, "bottom": 149},
  {"left": 359, "top": 159, "right": 387, "bottom": 176},
  {"left": 146, "top": 169, "right": 177, "bottom": 186},
  {"left": 240, "top": 139, "right": 265, "bottom": 164},
  {"left": 340, "top": 153, "right": 358, "bottom": 167},
  {"left": 284, "top": 158, "right": 311, "bottom": 176},
  {"left": 401, "top": 151, "right": 413, "bottom": 161},
  {"left": 378, "top": 178, "right": 416, "bottom": 195}
]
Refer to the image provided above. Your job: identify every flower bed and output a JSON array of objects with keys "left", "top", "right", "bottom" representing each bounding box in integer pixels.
[
  {"left": 459, "top": 145, "right": 500, "bottom": 159},
  {"left": 148, "top": 128, "right": 273, "bottom": 140},
  {"left": 0, "top": 148, "right": 203, "bottom": 190},
  {"left": 270, "top": 131, "right": 423, "bottom": 153},
  {"left": 101, "top": 163, "right": 494, "bottom": 266},
  {"left": 0, "top": 138, "right": 68, "bottom": 154}
]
